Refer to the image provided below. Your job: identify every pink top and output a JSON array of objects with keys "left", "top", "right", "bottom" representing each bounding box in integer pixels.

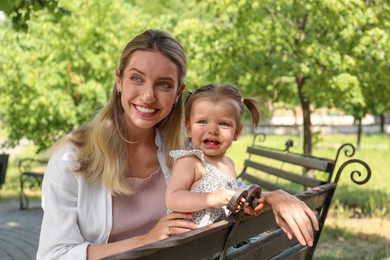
[{"left": 108, "top": 168, "right": 167, "bottom": 242}]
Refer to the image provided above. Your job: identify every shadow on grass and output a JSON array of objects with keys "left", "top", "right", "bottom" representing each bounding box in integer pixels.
[
  {"left": 314, "top": 225, "right": 390, "bottom": 259},
  {"left": 334, "top": 183, "right": 390, "bottom": 217}
]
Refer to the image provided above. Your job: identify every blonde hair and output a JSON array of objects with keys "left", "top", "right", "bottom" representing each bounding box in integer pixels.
[
  {"left": 53, "top": 30, "right": 186, "bottom": 194},
  {"left": 185, "top": 83, "right": 261, "bottom": 134}
]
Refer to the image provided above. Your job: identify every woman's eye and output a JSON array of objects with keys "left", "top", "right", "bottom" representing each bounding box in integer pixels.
[
  {"left": 157, "top": 82, "right": 173, "bottom": 88},
  {"left": 130, "top": 75, "right": 142, "bottom": 82}
]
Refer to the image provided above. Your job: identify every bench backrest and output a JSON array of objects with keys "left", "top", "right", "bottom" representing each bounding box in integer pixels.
[
  {"left": 238, "top": 134, "right": 357, "bottom": 194},
  {"left": 104, "top": 183, "right": 337, "bottom": 260}
]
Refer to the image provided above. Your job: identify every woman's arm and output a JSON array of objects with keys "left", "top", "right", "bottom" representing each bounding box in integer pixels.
[
  {"left": 37, "top": 146, "right": 92, "bottom": 260},
  {"left": 166, "top": 156, "right": 235, "bottom": 212},
  {"left": 260, "top": 190, "right": 319, "bottom": 246}
]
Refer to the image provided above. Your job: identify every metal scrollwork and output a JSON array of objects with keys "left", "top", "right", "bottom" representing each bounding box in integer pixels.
[
  {"left": 334, "top": 143, "right": 356, "bottom": 165},
  {"left": 252, "top": 133, "right": 266, "bottom": 146},
  {"left": 333, "top": 159, "right": 371, "bottom": 185}
]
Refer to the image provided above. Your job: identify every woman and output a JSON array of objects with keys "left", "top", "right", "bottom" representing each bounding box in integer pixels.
[{"left": 37, "top": 29, "right": 318, "bottom": 260}]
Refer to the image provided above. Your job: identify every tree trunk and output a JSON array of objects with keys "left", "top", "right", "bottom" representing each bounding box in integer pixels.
[
  {"left": 296, "top": 76, "right": 312, "bottom": 155},
  {"left": 380, "top": 114, "right": 384, "bottom": 133},
  {"left": 356, "top": 118, "right": 362, "bottom": 149}
]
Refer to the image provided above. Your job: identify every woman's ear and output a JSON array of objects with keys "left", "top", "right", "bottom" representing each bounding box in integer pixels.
[
  {"left": 115, "top": 69, "right": 122, "bottom": 92},
  {"left": 175, "top": 83, "right": 186, "bottom": 103}
]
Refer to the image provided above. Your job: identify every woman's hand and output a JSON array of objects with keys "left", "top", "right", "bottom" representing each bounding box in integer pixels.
[
  {"left": 141, "top": 212, "right": 198, "bottom": 243},
  {"left": 264, "top": 190, "right": 319, "bottom": 246},
  {"left": 88, "top": 212, "right": 198, "bottom": 259},
  {"left": 244, "top": 195, "right": 265, "bottom": 215}
]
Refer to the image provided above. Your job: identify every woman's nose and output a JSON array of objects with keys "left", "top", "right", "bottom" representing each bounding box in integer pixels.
[{"left": 142, "top": 85, "right": 156, "bottom": 103}]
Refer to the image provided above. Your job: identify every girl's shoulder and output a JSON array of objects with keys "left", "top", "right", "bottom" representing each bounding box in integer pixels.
[{"left": 169, "top": 149, "right": 206, "bottom": 165}]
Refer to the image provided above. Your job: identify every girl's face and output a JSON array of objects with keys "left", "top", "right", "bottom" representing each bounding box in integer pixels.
[
  {"left": 186, "top": 99, "right": 241, "bottom": 158},
  {"left": 116, "top": 50, "right": 183, "bottom": 132}
]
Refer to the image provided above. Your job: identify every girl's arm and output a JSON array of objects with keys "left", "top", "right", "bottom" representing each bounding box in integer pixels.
[{"left": 166, "top": 156, "right": 235, "bottom": 212}]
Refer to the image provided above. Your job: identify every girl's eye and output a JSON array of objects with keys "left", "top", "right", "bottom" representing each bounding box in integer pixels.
[
  {"left": 198, "top": 120, "right": 207, "bottom": 125},
  {"left": 219, "top": 122, "right": 230, "bottom": 128}
]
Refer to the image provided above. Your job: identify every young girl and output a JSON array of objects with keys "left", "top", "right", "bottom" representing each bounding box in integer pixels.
[{"left": 166, "top": 83, "right": 263, "bottom": 227}]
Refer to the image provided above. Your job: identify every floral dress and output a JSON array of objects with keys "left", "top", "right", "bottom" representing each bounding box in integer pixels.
[{"left": 168, "top": 149, "right": 237, "bottom": 227}]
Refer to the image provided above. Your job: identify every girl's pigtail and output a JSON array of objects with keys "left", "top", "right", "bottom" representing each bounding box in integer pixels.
[{"left": 242, "top": 97, "right": 261, "bottom": 130}]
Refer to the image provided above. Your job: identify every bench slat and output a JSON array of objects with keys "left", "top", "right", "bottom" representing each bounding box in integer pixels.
[
  {"left": 247, "top": 146, "right": 334, "bottom": 172},
  {"left": 106, "top": 220, "right": 232, "bottom": 259},
  {"left": 244, "top": 160, "right": 323, "bottom": 188},
  {"left": 226, "top": 229, "right": 300, "bottom": 260},
  {"left": 271, "top": 243, "right": 308, "bottom": 260},
  {"left": 238, "top": 172, "right": 293, "bottom": 193}
]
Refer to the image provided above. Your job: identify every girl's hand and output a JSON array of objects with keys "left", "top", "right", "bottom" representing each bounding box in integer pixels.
[
  {"left": 141, "top": 212, "right": 197, "bottom": 243},
  {"left": 264, "top": 190, "right": 319, "bottom": 246},
  {"left": 210, "top": 189, "right": 238, "bottom": 209}
]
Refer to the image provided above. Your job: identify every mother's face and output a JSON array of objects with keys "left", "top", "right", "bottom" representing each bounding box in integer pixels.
[{"left": 116, "top": 50, "right": 183, "bottom": 131}]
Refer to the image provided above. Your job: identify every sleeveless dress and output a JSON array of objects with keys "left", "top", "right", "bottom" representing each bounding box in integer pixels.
[{"left": 168, "top": 149, "right": 238, "bottom": 227}]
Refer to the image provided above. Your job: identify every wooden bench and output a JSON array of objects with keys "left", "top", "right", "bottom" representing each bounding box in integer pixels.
[
  {"left": 103, "top": 134, "right": 372, "bottom": 259},
  {"left": 19, "top": 158, "right": 47, "bottom": 210}
]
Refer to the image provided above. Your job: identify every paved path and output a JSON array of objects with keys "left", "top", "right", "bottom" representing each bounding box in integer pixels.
[{"left": 0, "top": 201, "right": 42, "bottom": 260}]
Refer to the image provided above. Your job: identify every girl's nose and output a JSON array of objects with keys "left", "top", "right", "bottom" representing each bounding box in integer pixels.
[{"left": 208, "top": 124, "right": 218, "bottom": 135}]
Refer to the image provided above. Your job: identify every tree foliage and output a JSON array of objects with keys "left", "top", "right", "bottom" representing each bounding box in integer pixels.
[
  {"left": 0, "top": 1, "right": 150, "bottom": 149},
  {"left": 0, "top": 0, "right": 67, "bottom": 31},
  {"left": 175, "top": 0, "right": 390, "bottom": 153},
  {"left": 0, "top": 0, "right": 389, "bottom": 153}
]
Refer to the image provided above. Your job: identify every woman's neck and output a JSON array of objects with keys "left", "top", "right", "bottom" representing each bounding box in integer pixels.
[
  {"left": 127, "top": 127, "right": 156, "bottom": 144},
  {"left": 126, "top": 128, "right": 159, "bottom": 178}
]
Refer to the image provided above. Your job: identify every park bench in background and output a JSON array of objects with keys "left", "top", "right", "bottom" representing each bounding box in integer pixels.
[
  {"left": 19, "top": 158, "right": 47, "bottom": 210},
  {"left": 105, "top": 133, "right": 371, "bottom": 260}
]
